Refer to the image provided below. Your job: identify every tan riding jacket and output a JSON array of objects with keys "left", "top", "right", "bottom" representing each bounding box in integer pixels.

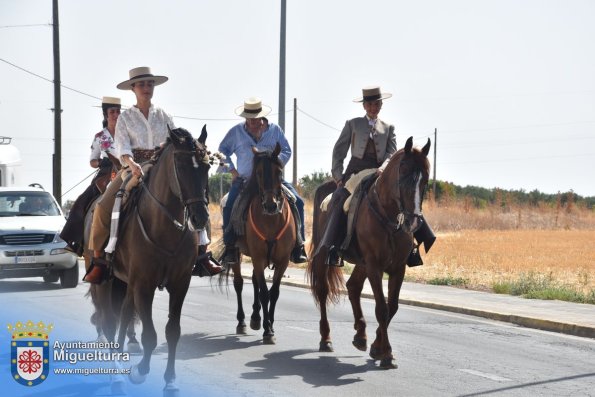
[{"left": 331, "top": 116, "right": 397, "bottom": 182}]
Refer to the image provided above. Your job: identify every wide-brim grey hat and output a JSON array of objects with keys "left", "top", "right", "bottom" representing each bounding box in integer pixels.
[
  {"left": 117, "top": 66, "right": 168, "bottom": 90},
  {"left": 353, "top": 86, "right": 392, "bottom": 103},
  {"left": 235, "top": 97, "right": 272, "bottom": 119}
]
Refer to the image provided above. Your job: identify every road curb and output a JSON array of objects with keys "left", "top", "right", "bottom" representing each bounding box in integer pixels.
[{"left": 242, "top": 272, "right": 595, "bottom": 339}]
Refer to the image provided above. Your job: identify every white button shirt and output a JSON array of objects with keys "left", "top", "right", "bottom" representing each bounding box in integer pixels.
[{"left": 114, "top": 105, "right": 176, "bottom": 161}]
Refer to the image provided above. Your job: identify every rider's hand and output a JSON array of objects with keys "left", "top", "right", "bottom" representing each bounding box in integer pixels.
[
  {"left": 231, "top": 169, "right": 239, "bottom": 181},
  {"left": 123, "top": 155, "right": 143, "bottom": 178}
]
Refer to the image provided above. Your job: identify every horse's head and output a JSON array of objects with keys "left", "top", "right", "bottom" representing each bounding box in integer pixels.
[
  {"left": 250, "top": 143, "right": 284, "bottom": 215},
  {"left": 165, "top": 124, "right": 211, "bottom": 230},
  {"left": 380, "top": 136, "right": 431, "bottom": 233}
]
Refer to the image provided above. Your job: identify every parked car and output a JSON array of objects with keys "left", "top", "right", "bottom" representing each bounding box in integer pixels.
[{"left": 0, "top": 184, "right": 78, "bottom": 288}]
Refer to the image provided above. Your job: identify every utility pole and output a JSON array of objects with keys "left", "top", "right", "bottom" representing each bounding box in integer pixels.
[
  {"left": 278, "top": 0, "right": 286, "bottom": 132},
  {"left": 432, "top": 127, "right": 437, "bottom": 199},
  {"left": 292, "top": 98, "right": 297, "bottom": 185},
  {"left": 52, "top": 0, "right": 62, "bottom": 205}
]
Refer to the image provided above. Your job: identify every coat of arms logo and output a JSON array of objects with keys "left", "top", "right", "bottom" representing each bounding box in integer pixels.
[{"left": 7, "top": 320, "right": 53, "bottom": 386}]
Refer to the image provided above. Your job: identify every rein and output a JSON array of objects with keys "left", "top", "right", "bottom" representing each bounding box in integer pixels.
[
  {"left": 142, "top": 183, "right": 188, "bottom": 231},
  {"left": 248, "top": 199, "right": 292, "bottom": 269},
  {"left": 367, "top": 183, "right": 405, "bottom": 235}
]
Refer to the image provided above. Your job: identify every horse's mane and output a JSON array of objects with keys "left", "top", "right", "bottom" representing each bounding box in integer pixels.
[{"left": 244, "top": 149, "right": 283, "bottom": 198}]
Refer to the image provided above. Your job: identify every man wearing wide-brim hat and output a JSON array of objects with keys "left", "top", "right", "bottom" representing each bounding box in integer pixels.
[
  {"left": 218, "top": 97, "right": 308, "bottom": 265},
  {"left": 316, "top": 86, "right": 435, "bottom": 267}
]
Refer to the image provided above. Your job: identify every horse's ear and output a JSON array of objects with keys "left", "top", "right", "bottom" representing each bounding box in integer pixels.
[
  {"left": 252, "top": 146, "right": 259, "bottom": 155},
  {"left": 422, "top": 138, "right": 431, "bottom": 157},
  {"left": 404, "top": 137, "right": 413, "bottom": 153},
  {"left": 198, "top": 124, "right": 207, "bottom": 144},
  {"left": 272, "top": 142, "right": 281, "bottom": 157}
]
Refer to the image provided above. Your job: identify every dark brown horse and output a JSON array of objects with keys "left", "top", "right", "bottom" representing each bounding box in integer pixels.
[
  {"left": 229, "top": 143, "right": 296, "bottom": 344},
  {"left": 308, "top": 137, "right": 431, "bottom": 369},
  {"left": 86, "top": 126, "right": 212, "bottom": 394}
]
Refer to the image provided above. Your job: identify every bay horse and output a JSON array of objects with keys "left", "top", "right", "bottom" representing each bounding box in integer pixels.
[
  {"left": 229, "top": 143, "right": 296, "bottom": 344},
  {"left": 308, "top": 137, "right": 431, "bottom": 369},
  {"left": 86, "top": 126, "right": 212, "bottom": 394}
]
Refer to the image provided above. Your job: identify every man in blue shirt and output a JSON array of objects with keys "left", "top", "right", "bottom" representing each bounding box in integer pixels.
[{"left": 219, "top": 97, "right": 307, "bottom": 265}]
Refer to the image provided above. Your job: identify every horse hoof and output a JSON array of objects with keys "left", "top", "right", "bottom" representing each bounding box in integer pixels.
[
  {"left": 163, "top": 381, "right": 180, "bottom": 397},
  {"left": 250, "top": 319, "right": 261, "bottom": 331},
  {"left": 97, "top": 334, "right": 108, "bottom": 343},
  {"left": 319, "top": 341, "right": 334, "bottom": 352},
  {"left": 352, "top": 337, "right": 367, "bottom": 352},
  {"left": 127, "top": 342, "right": 142, "bottom": 354},
  {"left": 111, "top": 379, "right": 126, "bottom": 395},
  {"left": 379, "top": 358, "right": 398, "bottom": 369},
  {"left": 263, "top": 335, "right": 276, "bottom": 345},
  {"left": 369, "top": 346, "right": 382, "bottom": 360},
  {"left": 128, "top": 364, "right": 147, "bottom": 384},
  {"left": 236, "top": 324, "right": 247, "bottom": 335}
]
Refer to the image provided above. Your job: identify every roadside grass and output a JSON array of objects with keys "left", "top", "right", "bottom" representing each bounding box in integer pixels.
[
  {"left": 492, "top": 272, "right": 595, "bottom": 304},
  {"left": 210, "top": 200, "right": 595, "bottom": 305}
]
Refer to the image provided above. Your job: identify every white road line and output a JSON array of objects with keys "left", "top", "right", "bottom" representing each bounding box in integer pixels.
[{"left": 458, "top": 369, "right": 512, "bottom": 382}]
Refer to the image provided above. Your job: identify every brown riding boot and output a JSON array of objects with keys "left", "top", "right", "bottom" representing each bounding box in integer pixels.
[
  {"left": 83, "top": 257, "right": 109, "bottom": 284},
  {"left": 192, "top": 246, "right": 224, "bottom": 277}
]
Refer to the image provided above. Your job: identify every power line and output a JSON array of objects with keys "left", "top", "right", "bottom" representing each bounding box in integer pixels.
[
  {"left": 0, "top": 23, "right": 51, "bottom": 29},
  {"left": 0, "top": 58, "right": 100, "bottom": 100},
  {"left": 296, "top": 107, "right": 341, "bottom": 131}
]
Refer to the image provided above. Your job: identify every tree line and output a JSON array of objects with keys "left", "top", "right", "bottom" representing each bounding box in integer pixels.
[{"left": 208, "top": 172, "right": 595, "bottom": 210}]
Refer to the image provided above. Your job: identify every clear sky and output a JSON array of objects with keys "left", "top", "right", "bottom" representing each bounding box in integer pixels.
[{"left": 1, "top": 0, "right": 594, "bottom": 202}]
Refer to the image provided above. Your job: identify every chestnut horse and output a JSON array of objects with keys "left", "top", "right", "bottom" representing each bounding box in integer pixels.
[
  {"left": 85, "top": 126, "right": 212, "bottom": 394},
  {"left": 229, "top": 143, "right": 296, "bottom": 344},
  {"left": 308, "top": 137, "right": 431, "bottom": 369}
]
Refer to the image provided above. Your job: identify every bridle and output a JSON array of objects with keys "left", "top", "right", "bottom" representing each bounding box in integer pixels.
[
  {"left": 366, "top": 155, "right": 424, "bottom": 236},
  {"left": 134, "top": 139, "right": 209, "bottom": 256},
  {"left": 143, "top": 140, "right": 209, "bottom": 231}
]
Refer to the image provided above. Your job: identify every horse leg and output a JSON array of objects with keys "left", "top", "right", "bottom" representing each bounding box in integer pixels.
[
  {"left": 254, "top": 268, "right": 274, "bottom": 344},
  {"left": 367, "top": 268, "right": 396, "bottom": 369},
  {"left": 315, "top": 256, "right": 333, "bottom": 352},
  {"left": 249, "top": 271, "right": 262, "bottom": 330},
  {"left": 163, "top": 280, "right": 190, "bottom": 394},
  {"left": 346, "top": 265, "right": 368, "bottom": 352},
  {"left": 96, "top": 282, "right": 118, "bottom": 344},
  {"left": 126, "top": 314, "right": 142, "bottom": 353},
  {"left": 232, "top": 262, "right": 247, "bottom": 334},
  {"left": 387, "top": 267, "right": 406, "bottom": 325},
  {"left": 128, "top": 287, "right": 157, "bottom": 384},
  {"left": 268, "top": 264, "right": 287, "bottom": 337}
]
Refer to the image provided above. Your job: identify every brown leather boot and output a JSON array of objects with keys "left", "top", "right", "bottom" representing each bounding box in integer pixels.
[
  {"left": 83, "top": 257, "right": 109, "bottom": 284},
  {"left": 192, "top": 247, "right": 224, "bottom": 277}
]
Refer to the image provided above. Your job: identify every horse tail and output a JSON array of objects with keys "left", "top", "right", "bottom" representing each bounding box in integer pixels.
[{"left": 307, "top": 181, "right": 345, "bottom": 307}]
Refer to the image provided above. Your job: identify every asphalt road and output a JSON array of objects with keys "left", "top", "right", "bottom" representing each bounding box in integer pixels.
[{"left": 1, "top": 260, "right": 594, "bottom": 397}]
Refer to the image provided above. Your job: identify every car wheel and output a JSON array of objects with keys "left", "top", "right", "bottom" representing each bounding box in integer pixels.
[
  {"left": 60, "top": 264, "right": 79, "bottom": 288},
  {"left": 43, "top": 272, "right": 60, "bottom": 283}
]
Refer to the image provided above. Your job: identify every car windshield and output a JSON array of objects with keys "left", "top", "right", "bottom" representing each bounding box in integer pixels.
[{"left": 0, "top": 191, "right": 61, "bottom": 217}]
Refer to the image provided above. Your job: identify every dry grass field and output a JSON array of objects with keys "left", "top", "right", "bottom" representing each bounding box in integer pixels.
[{"left": 209, "top": 198, "right": 595, "bottom": 302}]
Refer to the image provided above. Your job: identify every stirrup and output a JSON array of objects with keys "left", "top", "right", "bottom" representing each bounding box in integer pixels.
[
  {"left": 326, "top": 246, "right": 344, "bottom": 267},
  {"left": 291, "top": 245, "right": 308, "bottom": 264},
  {"left": 192, "top": 252, "right": 224, "bottom": 277},
  {"left": 222, "top": 246, "right": 239, "bottom": 266},
  {"left": 406, "top": 245, "right": 424, "bottom": 267}
]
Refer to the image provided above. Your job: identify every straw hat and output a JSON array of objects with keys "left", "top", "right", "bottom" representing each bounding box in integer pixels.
[
  {"left": 353, "top": 86, "right": 392, "bottom": 103},
  {"left": 116, "top": 66, "right": 168, "bottom": 90},
  {"left": 101, "top": 96, "right": 121, "bottom": 106},
  {"left": 234, "top": 97, "right": 272, "bottom": 119}
]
